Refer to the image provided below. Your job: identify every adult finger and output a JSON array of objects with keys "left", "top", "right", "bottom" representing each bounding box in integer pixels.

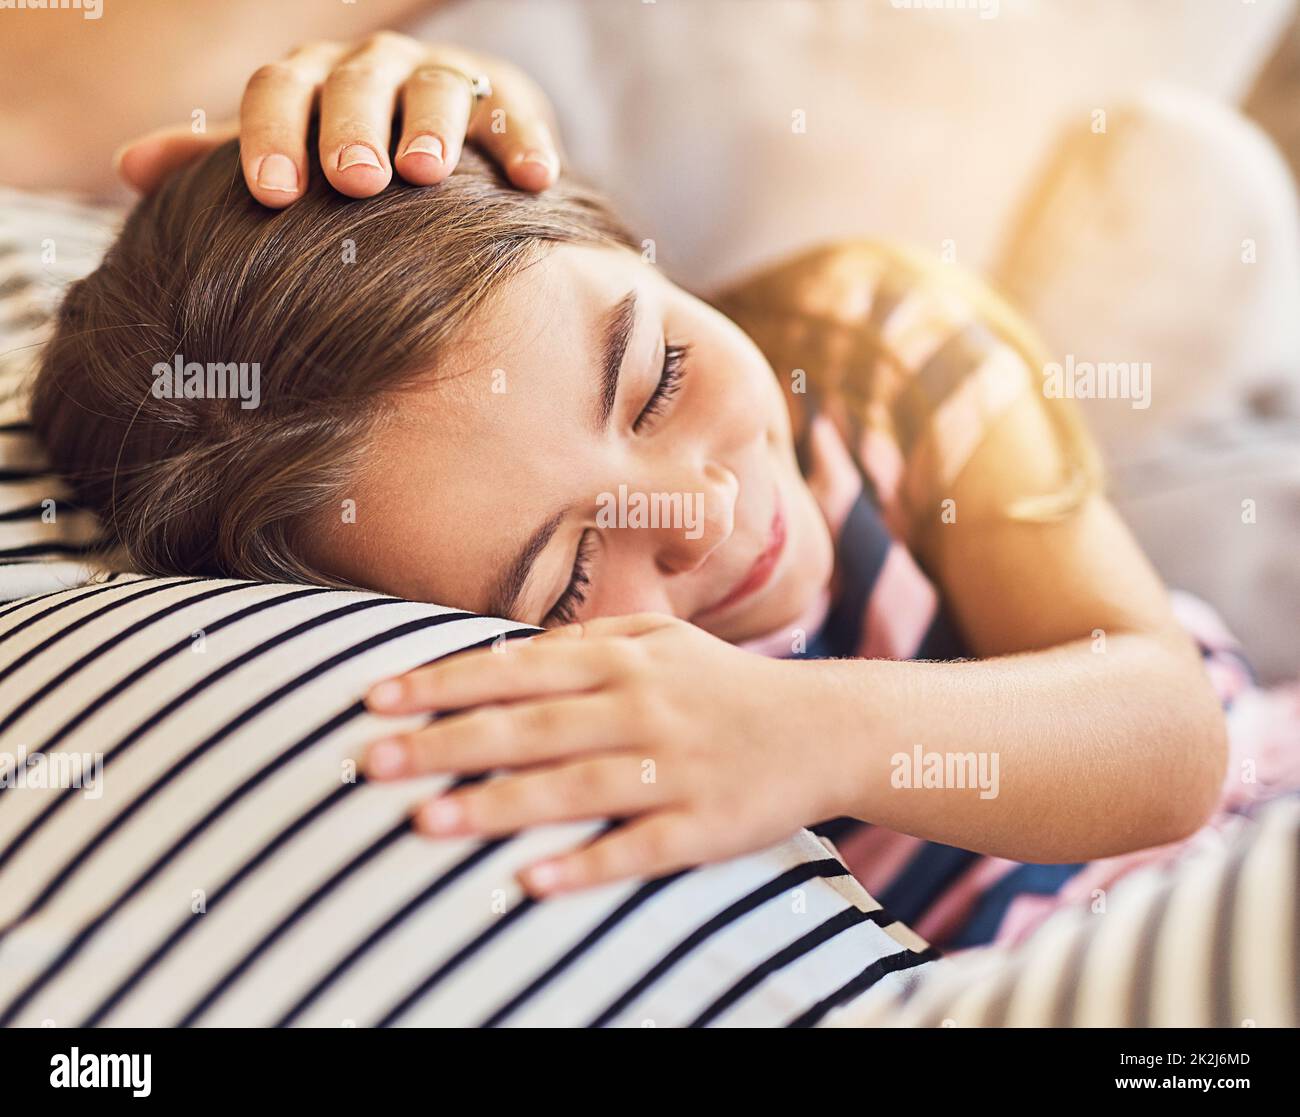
[
  {"left": 393, "top": 63, "right": 476, "bottom": 186},
  {"left": 467, "top": 69, "right": 562, "bottom": 191},
  {"left": 317, "top": 32, "right": 424, "bottom": 198},
  {"left": 239, "top": 41, "right": 347, "bottom": 207},
  {"left": 114, "top": 122, "right": 238, "bottom": 195}
]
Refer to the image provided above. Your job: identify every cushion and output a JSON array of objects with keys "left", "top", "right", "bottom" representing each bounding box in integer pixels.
[{"left": 0, "top": 189, "right": 935, "bottom": 1027}]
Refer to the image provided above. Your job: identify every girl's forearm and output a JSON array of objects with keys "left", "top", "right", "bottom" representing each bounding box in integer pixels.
[{"left": 806, "top": 633, "right": 1227, "bottom": 862}]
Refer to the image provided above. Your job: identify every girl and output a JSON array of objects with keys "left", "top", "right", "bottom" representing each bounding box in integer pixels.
[{"left": 33, "top": 35, "right": 1232, "bottom": 947}]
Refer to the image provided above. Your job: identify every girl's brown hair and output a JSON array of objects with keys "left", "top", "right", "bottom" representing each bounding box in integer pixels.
[{"left": 32, "top": 140, "right": 635, "bottom": 583}]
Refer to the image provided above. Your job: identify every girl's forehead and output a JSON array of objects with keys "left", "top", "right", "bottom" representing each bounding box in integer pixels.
[
  {"left": 396, "top": 245, "right": 660, "bottom": 423},
  {"left": 373, "top": 254, "right": 634, "bottom": 455}
]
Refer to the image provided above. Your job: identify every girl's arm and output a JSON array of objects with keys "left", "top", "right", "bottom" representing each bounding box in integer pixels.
[
  {"left": 803, "top": 386, "right": 1228, "bottom": 861},
  {"left": 721, "top": 240, "right": 1227, "bottom": 858}
]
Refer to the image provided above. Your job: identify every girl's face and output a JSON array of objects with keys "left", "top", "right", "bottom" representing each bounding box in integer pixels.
[{"left": 311, "top": 243, "right": 834, "bottom": 644}]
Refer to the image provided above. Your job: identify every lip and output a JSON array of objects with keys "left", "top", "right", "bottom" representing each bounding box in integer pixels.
[{"left": 695, "top": 491, "right": 786, "bottom": 621}]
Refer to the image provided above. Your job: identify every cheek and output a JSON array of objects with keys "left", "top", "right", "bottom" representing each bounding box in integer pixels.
[
  {"left": 790, "top": 481, "right": 835, "bottom": 589},
  {"left": 583, "top": 535, "right": 683, "bottom": 620},
  {"left": 691, "top": 334, "right": 787, "bottom": 437},
  {"left": 721, "top": 320, "right": 790, "bottom": 420},
  {"left": 587, "top": 561, "right": 671, "bottom": 619}
]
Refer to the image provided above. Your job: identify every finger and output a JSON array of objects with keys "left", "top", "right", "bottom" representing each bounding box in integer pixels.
[
  {"left": 393, "top": 64, "right": 475, "bottom": 186},
  {"left": 539, "top": 613, "right": 677, "bottom": 642},
  {"left": 519, "top": 811, "right": 699, "bottom": 896},
  {"left": 413, "top": 756, "right": 660, "bottom": 838},
  {"left": 364, "top": 692, "right": 625, "bottom": 779},
  {"left": 240, "top": 42, "right": 347, "bottom": 208},
  {"left": 366, "top": 637, "right": 622, "bottom": 715},
  {"left": 467, "top": 74, "right": 562, "bottom": 192},
  {"left": 114, "top": 122, "right": 239, "bottom": 195},
  {"left": 318, "top": 34, "right": 424, "bottom": 198}
]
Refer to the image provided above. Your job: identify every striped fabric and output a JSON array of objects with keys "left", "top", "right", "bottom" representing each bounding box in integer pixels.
[
  {"left": 790, "top": 412, "right": 1267, "bottom": 951},
  {"left": 0, "top": 575, "right": 935, "bottom": 1028},
  {"left": 0, "top": 188, "right": 936, "bottom": 1027},
  {"left": 715, "top": 240, "right": 1048, "bottom": 545},
  {"left": 828, "top": 794, "right": 1300, "bottom": 1028},
  {"left": 0, "top": 188, "right": 117, "bottom": 572}
]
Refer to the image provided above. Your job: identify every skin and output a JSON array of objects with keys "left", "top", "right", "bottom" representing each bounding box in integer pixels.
[
  {"left": 312, "top": 244, "right": 835, "bottom": 645},
  {"left": 53, "top": 28, "right": 1226, "bottom": 900},
  {"left": 312, "top": 242, "right": 1228, "bottom": 901},
  {"left": 112, "top": 31, "right": 562, "bottom": 206},
  {"left": 1, "top": 5, "right": 444, "bottom": 193}
]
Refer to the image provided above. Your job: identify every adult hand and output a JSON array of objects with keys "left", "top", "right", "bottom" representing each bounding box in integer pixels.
[{"left": 114, "top": 31, "right": 562, "bottom": 207}]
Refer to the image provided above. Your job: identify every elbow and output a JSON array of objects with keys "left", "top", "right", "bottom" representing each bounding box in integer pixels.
[
  {"left": 1156, "top": 664, "right": 1230, "bottom": 847},
  {"left": 1188, "top": 706, "right": 1229, "bottom": 837},
  {"left": 1107, "top": 627, "right": 1231, "bottom": 852}
]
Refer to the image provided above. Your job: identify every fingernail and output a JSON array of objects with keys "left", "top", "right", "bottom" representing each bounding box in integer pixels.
[
  {"left": 418, "top": 798, "right": 463, "bottom": 835},
  {"left": 400, "top": 134, "right": 444, "bottom": 161},
  {"left": 337, "top": 143, "right": 382, "bottom": 172},
  {"left": 513, "top": 149, "right": 555, "bottom": 175},
  {"left": 523, "top": 861, "right": 564, "bottom": 894},
  {"left": 365, "top": 739, "right": 407, "bottom": 779},
  {"left": 255, "top": 153, "right": 299, "bottom": 193},
  {"left": 366, "top": 680, "right": 404, "bottom": 710}
]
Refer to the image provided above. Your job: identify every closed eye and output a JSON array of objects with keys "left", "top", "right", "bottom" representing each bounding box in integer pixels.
[
  {"left": 544, "top": 529, "right": 596, "bottom": 626},
  {"left": 633, "top": 341, "right": 690, "bottom": 433},
  {"left": 544, "top": 341, "right": 690, "bottom": 625}
]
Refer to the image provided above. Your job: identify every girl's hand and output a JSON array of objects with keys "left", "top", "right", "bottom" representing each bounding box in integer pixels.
[
  {"left": 115, "top": 32, "right": 562, "bottom": 207},
  {"left": 362, "top": 615, "right": 844, "bottom": 898}
]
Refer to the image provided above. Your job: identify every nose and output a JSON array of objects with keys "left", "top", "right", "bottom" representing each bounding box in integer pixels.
[{"left": 652, "top": 460, "right": 738, "bottom": 576}]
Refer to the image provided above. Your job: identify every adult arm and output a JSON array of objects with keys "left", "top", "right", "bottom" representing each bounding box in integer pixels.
[{"left": 0, "top": 0, "right": 433, "bottom": 192}]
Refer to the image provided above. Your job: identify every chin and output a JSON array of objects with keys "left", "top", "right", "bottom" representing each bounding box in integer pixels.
[
  {"left": 770, "top": 479, "right": 837, "bottom": 627},
  {"left": 714, "top": 489, "right": 835, "bottom": 644},
  {"left": 709, "top": 570, "right": 826, "bottom": 645}
]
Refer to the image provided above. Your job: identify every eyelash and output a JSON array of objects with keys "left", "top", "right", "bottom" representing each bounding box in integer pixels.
[
  {"left": 545, "top": 530, "right": 596, "bottom": 627},
  {"left": 633, "top": 341, "right": 691, "bottom": 433},
  {"left": 545, "top": 340, "right": 692, "bottom": 626}
]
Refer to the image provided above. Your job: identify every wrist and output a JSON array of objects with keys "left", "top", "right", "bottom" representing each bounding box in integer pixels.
[{"left": 785, "top": 657, "right": 896, "bottom": 823}]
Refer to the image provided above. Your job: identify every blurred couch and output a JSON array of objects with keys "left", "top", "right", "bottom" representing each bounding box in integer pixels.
[{"left": 413, "top": 0, "right": 1294, "bottom": 285}]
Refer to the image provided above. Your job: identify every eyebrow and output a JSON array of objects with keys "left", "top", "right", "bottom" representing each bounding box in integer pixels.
[
  {"left": 487, "top": 508, "right": 567, "bottom": 622},
  {"left": 595, "top": 290, "right": 637, "bottom": 430},
  {"left": 486, "top": 291, "right": 638, "bottom": 621}
]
